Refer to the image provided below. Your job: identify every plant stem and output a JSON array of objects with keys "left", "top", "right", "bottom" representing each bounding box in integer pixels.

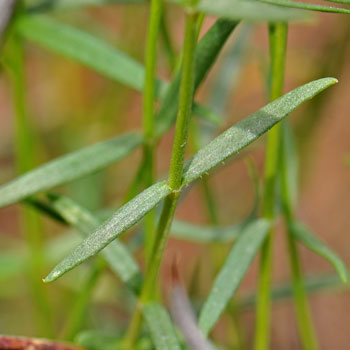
[
  {"left": 7, "top": 33, "right": 54, "bottom": 338},
  {"left": 123, "top": 10, "right": 198, "bottom": 348},
  {"left": 63, "top": 259, "right": 105, "bottom": 341},
  {"left": 142, "top": 0, "right": 163, "bottom": 264},
  {"left": 286, "top": 219, "right": 318, "bottom": 350},
  {"left": 254, "top": 22, "right": 287, "bottom": 350},
  {"left": 168, "top": 13, "right": 198, "bottom": 191},
  {"left": 281, "top": 127, "right": 318, "bottom": 349}
]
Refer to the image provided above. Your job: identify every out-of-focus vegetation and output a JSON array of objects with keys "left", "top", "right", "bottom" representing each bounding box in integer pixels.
[{"left": 0, "top": 1, "right": 349, "bottom": 349}]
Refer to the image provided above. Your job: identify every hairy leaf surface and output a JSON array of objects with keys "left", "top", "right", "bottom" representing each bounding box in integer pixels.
[
  {"left": 182, "top": 78, "right": 337, "bottom": 185},
  {"left": 44, "top": 182, "right": 171, "bottom": 282},
  {"left": 47, "top": 194, "right": 143, "bottom": 292}
]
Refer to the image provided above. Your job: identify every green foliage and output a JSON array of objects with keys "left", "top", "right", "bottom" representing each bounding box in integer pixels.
[
  {"left": 143, "top": 302, "right": 181, "bottom": 350},
  {"left": 0, "top": 1, "right": 348, "bottom": 348},
  {"left": 198, "top": 219, "right": 271, "bottom": 335},
  {"left": 0, "top": 133, "right": 142, "bottom": 208},
  {"left": 290, "top": 221, "right": 348, "bottom": 283}
]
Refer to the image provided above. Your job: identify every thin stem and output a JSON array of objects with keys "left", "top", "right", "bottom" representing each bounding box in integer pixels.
[
  {"left": 254, "top": 22, "right": 287, "bottom": 350},
  {"left": 286, "top": 220, "right": 318, "bottom": 350},
  {"left": 168, "top": 12, "right": 198, "bottom": 190},
  {"left": 63, "top": 259, "right": 105, "bottom": 341},
  {"left": 281, "top": 126, "right": 318, "bottom": 349},
  {"left": 142, "top": 0, "right": 163, "bottom": 264},
  {"left": 6, "top": 34, "right": 54, "bottom": 337},
  {"left": 123, "top": 10, "right": 198, "bottom": 349}
]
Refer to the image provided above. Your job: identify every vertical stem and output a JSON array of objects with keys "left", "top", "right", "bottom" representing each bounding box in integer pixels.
[
  {"left": 123, "top": 10, "right": 198, "bottom": 349},
  {"left": 254, "top": 23, "right": 287, "bottom": 350},
  {"left": 286, "top": 220, "right": 318, "bottom": 350},
  {"left": 7, "top": 34, "right": 54, "bottom": 337},
  {"left": 143, "top": 0, "right": 163, "bottom": 264},
  {"left": 281, "top": 129, "right": 318, "bottom": 349}
]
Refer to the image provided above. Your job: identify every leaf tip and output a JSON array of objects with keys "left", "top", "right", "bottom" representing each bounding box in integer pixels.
[{"left": 43, "top": 270, "right": 61, "bottom": 283}]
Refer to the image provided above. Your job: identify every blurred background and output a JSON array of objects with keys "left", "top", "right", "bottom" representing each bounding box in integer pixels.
[{"left": 0, "top": 2, "right": 349, "bottom": 349}]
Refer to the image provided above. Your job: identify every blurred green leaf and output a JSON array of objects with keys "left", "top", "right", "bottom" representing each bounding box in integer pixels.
[
  {"left": 155, "top": 19, "right": 239, "bottom": 135},
  {"left": 44, "top": 182, "right": 171, "bottom": 282},
  {"left": 258, "top": 0, "right": 350, "bottom": 14},
  {"left": 182, "top": 78, "right": 338, "bottom": 185},
  {"left": 0, "top": 132, "right": 143, "bottom": 208},
  {"left": 195, "top": 0, "right": 308, "bottom": 22},
  {"left": 171, "top": 217, "right": 255, "bottom": 243},
  {"left": 47, "top": 193, "right": 143, "bottom": 293},
  {"left": 15, "top": 15, "right": 156, "bottom": 93},
  {"left": 290, "top": 221, "right": 348, "bottom": 283},
  {"left": 28, "top": 0, "right": 145, "bottom": 13},
  {"left": 199, "top": 219, "right": 271, "bottom": 336},
  {"left": 143, "top": 302, "right": 181, "bottom": 350},
  {"left": 239, "top": 272, "right": 349, "bottom": 309}
]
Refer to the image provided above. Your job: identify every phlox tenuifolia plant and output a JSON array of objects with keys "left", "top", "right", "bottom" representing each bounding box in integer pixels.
[{"left": 0, "top": 0, "right": 349, "bottom": 349}]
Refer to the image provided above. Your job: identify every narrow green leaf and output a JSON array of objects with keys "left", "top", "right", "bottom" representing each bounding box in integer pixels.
[
  {"left": 143, "top": 302, "right": 181, "bottom": 350},
  {"left": 239, "top": 272, "right": 348, "bottom": 309},
  {"left": 196, "top": 0, "right": 308, "bottom": 22},
  {"left": 290, "top": 221, "right": 348, "bottom": 283},
  {"left": 46, "top": 193, "right": 143, "bottom": 293},
  {"left": 155, "top": 19, "right": 239, "bottom": 135},
  {"left": 44, "top": 182, "right": 171, "bottom": 282},
  {"left": 0, "top": 132, "right": 143, "bottom": 208},
  {"left": 171, "top": 217, "right": 254, "bottom": 243},
  {"left": 182, "top": 78, "right": 338, "bottom": 186},
  {"left": 258, "top": 0, "right": 350, "bottom": 14},
  {"left": 14, "top": 15, "right": 157, "bottom": 93},
  {"left": 28, "top": 0, "right": 146, "bottom": 13},
  {"left": 199, "top": 219, "right": 271, "bottom": 335}
]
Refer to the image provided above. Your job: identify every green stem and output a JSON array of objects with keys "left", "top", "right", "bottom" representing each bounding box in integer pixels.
[
  {"left": 6, "top": 33, "right": 54, "bottom": 337},
  {"left": 286, "top": 220, "right": 318, "bottom": 350},
  {"left": 63, "top": 259, "right": 105, "bottom": 341},
  {"left": 254, "top": 22, "right": 287, "bottom": 350},
  {"left": 123, "top": 10, "right": 198, "bottom": 349},
  {"left": 168, "top": 12, "right": 198, "bottom": 190},
  {"left": 143, "top": 0, "right": 163, "bottom": 264},
  {"left": 281, "top": 127, "right": 318, "bottom": 349}
]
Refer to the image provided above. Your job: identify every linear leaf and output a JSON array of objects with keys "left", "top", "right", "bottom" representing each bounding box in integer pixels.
[
  {"left": 28, "top": 0, "right": 145, "bottom": 13},
  {"left": 258, "top": 0, "right": 350, "bottom": 14},
  {"left": 143, "top": 302, "right": 181, "bottom": 350},
  {"left": 44, "top": 182, "right": 171, "bottom": 282},
  {"left": 198, "top": 219, "right": 271, "bottom": 335},
  {"left": 46, "top": 193, "right": 143, "bottom": 293},
  {"left": 196, "top": 0, "right": 308, "bottom": 22},
  {"left": 171, "top": 217, "right": 254, "bottom": 243},
  {"left": 290, "top": 221, "right": 348, "bottom": 283},
  {"left": 14, "top": 15, "right": 157, "bottom": 93},
  {"left": 182, "top": 78, "right": 338, "bottom": 186},
  {"left": 0, "top": 132, "right": 142, "bottom": 208},
  {"left": 155, "top": 19, "right": 239, "bottom": 135},
  {"left": 239, "top": 272, "right": 348, "bottom": 309}
]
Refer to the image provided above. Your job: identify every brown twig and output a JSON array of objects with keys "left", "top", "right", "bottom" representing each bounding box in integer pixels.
[{"left": 0, "top": 336, "right": 84, "bottom": 350}]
